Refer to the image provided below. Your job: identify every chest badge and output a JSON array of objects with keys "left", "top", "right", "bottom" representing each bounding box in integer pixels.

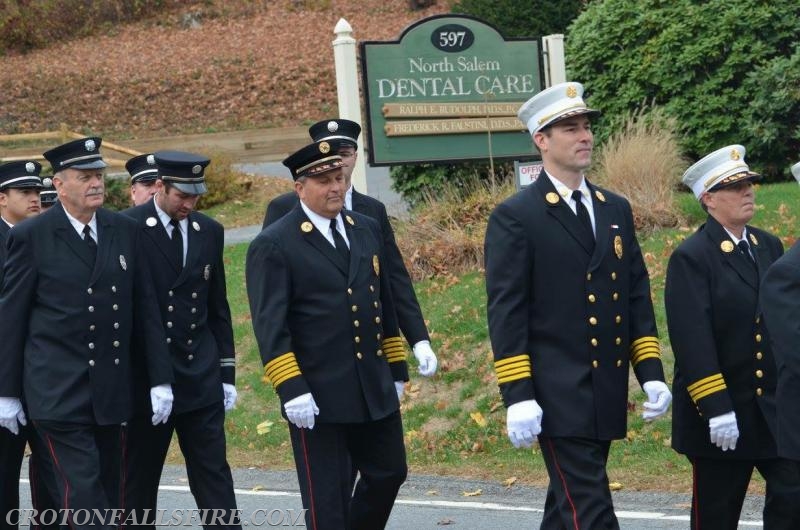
[
  {"left": 614, "top": 235, "right": 623, "bottom": 259},
  {"left": 545, "top": 192, "right": 560, "bottom": 205},
  {"left": 204, "top": 264, "right": 211, "bottom": 280},
  {"left": 119, "top": 255, "right": 127, "bottom": 271},
  {"left": 301, "top": 222, "right": 313, "bottom": 233},
  {"left": 720, "top": 240, "right": 735, "bottom": 253},
  {"left": 373, "top": 255, "right": 380, "bottom": 276}
]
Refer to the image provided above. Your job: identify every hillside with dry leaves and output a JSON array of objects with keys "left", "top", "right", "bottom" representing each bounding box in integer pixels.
[{"left": 0, "top": 1, "right": 448, "bottom": 137}]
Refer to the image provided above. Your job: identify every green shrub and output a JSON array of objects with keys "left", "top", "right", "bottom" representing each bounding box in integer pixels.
[
  {"left": 103, "top": 175, "right": 131, "bottom": 211},
  {"left": 567, "top": 0, "right": 800, "bottom": 180},
  {"left": 196, "top": 151, "right": 251, "bottom": 210}
]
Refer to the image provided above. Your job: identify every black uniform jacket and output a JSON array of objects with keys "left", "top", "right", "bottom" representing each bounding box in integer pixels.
[
  {"left": 247, "top": 206, "right": 408, "bottom": 424},
  {"left": 0, "top": 203, "right": 173, "bottom": 424},
  {"left": 666, "top": 215, "right": 783, "bottom": 458},
  {"left": 264, "top": 190, "right": 429, "bottom": 346},
  {"left": 761, "top": 240, "right": 800, "bottom": 460},
  {"left": 123, "top": 200, "right": 235, "bottom": 415},
  {"left": 0, "top": 221, "right": 9, "bottom": 283},
  {"left": 484, "top": 174, "right": 665, "bottom": 440}
]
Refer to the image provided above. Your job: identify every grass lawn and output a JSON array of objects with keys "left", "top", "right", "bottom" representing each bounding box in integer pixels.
[{"left": 176, "top": 181, "right": 800, "bottom": 494}]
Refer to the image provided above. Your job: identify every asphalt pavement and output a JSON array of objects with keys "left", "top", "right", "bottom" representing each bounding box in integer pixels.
[{"left": 16, "top": 462, "right": 766, "bottom": 528}]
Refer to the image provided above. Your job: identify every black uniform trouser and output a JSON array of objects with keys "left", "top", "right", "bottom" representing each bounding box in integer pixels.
[
  {"left": 25, "top": 423, "right": 60, "bottom": 530},
  {"left": 123, "top": 401, "right": 240, "bottom": 529},
  {"left": 288, "top": 410, "right": 407, "bottom": 530},
  {"left": 32, "top": 421, "right": 124, "bottom": 530},
  {"left": 1, "top": 420, "right": 59, "bottom": 530},
  {"left": 539, "top": 436, "right": 618, "bottom": 530},
  {"left": 1, "top": 427, "right": 26, "bottom": 530},
  {"left": 689, "top": 455, "right": 800, "bottom": 530}
]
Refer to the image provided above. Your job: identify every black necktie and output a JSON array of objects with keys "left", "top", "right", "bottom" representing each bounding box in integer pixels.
[
  {"left": 170, "top": 219, "right": 183, "bottom": 270},
  {"left": 330, "top": 218, "right": 350, "bottom": 265},
  {"left": 738, "top": 240, "right": 755, "bottom": 265},
  {"left": 83, "top": 224, "right": 96, "bottom": 265},
  {"left": 572, "top": 190, "right": 595, "bottom": 242}
]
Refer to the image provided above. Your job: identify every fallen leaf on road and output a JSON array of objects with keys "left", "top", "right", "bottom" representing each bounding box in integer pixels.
[
  {"left": 462, "top": 488, "right": 482, "bottom": 497},
  {"left": 503, "top": 476, "right": 518, "bottom": 488},
  {"left": 609, "top": 482, "right": 623, "bottom": 491},
  {"left": 437, "top": 518, "right": 456, "bottom": 525},
  {"left": 426, "top": 490, "right": 439, "bottom": 496}
]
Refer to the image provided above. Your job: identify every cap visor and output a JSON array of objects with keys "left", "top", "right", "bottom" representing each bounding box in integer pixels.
[
  {"left": 709, "top": 171, "right": 761, "bottom": 191},
  {"left": 170, "top": 182, "right": 207, "bottom": 195},
  {"left": 71, "top": 160, "right": 108, "bottom": 170}
]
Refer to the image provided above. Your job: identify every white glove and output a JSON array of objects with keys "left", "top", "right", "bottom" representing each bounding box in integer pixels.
[
  {"left": 412, "top": 341, "right": 438, "bottom": 377},
  {"left": 222, "top": 383, "right": 237, "bottom": 411},
  {"left": 395, "top": 381, "right": 405, "bottom": 400},
  {"left": 709, "top": 411, "right": 739, "bottom": 451},
  {"left": 150, "top": 384, "right": 174, "bottom": 426},
  {"left": 284, "top": 392, "right": 319, "bottom": 430},
  {"left": 642, "top": 380, "right": 672, "bottom": 421},
  {"left": 0, "top": 397, "right": 26, "bottom": 435},
  {"left": 506, "top": 399, "right": 543, "bottom": 448}
]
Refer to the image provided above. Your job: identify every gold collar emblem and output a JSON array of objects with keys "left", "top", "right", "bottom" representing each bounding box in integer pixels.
[
  {"left": 345, "top": 215, "right": 355, "bottom": 226},
  {"left": 720, "top": 240, "right": 735, "bottom": 253},
  {"left": 301, "top": 221, "right": 313, "bottom": 233},
  {"left": 749, "top": 233, "right": 758, "bottom": 246},
  {"left": 594, "top": 190, "right": 606, "bottom": 202},
  {"left": 545, "top": 192, "right": 560, "bottom": 205}
]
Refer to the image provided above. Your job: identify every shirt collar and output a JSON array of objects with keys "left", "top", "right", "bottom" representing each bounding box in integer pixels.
[
  {"left": 547, "top": 173, "right": 591, "bottom": 203},
  {"left": 153, "top": 194, "right": 187, "bottom": 233},
  {"left": 62, "top": 207, "right": 97, "bottom": 239},
  {"left": 300, "top": 200, "right": 342, "bottom": 235}
]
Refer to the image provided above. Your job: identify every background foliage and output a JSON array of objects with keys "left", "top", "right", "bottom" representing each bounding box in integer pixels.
[{"left": 567, "top": 0, "right": 800, "bottom": 180}]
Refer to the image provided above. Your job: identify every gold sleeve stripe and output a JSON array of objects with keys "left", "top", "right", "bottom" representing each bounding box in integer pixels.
[
  {"left": 687, "top": 373, "right": 727, "bottom": 402},
  {"left": 383, "top": 336, "right": 407, "bottom": 363},
  {"left": 630, "top": 337, "right": 660, "bottom": 365},
  {"left": 264, "top": 352, "right": 302, "bottom": 389},
  {"left": 494, "top": 354, "right": 532, "bottom": 384},
  {"left": 497, "top": 371, "right": 531, "bottom": 385},
  {"left": 494, "top": 354, "right": 531, "bottom": 368}
]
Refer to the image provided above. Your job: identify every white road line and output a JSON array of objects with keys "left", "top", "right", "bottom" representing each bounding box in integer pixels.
[{"left": 20, "top": 480, "right": 764, "bottom": 527}]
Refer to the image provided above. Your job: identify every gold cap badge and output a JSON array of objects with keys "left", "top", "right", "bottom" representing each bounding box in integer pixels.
[
  {"left": 730, "top": 149, "right": 740, "bottom": 161},
  {"left": 545, "top": 192, "right": 560, "bottom": 205},
  {"left": 720, "top": 240, "right": 735, "bottom": 253},
  {"left": 319, "top": 141, "right": 330, "bottom": 154},
  {"left": 301, "top": 221, "right": 313, "bottom": 233},
  {"left": 566, "top": 85, "right": 577, "bottom": 98}
]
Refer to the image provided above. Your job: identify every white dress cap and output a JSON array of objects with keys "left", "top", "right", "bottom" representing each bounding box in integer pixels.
[
  {"left": 517, "top": 81, "right": 599, "bottom": 135},
  {"left": 681, "top": 145, "right": 759, "bottom": 199}
]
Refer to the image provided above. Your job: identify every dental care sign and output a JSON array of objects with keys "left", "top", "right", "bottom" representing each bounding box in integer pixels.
[{"left": 360, "top": 14, "right": 544, "bottom": 165}]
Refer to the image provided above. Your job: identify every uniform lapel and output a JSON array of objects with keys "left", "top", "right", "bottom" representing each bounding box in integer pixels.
[
  {"left": 52, "top": 203, "right": 96, "bottom": 270},
  {"left": 705, "top": 216, "right": 757, "bottom": 290},
  {"left": 587, "top": 183, "right": 610, "bottom": 271},
  {"left": 342, "top": 211, "right": 362, "bottom": 285},
  {"left": 89, "top": 209, "right": 115, "bottom": 286},
  {"left": 142, "top": 201, "right": 182, "bottom": 274},
  {"left": 296, "top": 210, "right": 348, "bottom": 276},
  {"left": 173, "top": 213, "right": 204, "bottom": 287},
  {"left": 535, "top": 174, "right": 594, "bottom": 254},
  {"left": 748, "top": 230, "right": 769, "bottom": 279}
]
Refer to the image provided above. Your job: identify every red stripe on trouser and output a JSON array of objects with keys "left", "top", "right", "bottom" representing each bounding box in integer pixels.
[
  {"left": 545, "top": 438, "right": 580, "bottom": 530},
  {"left": 44, "top": 432, "right": 72, "bottom": 527},
  {"left": 300, "top": 429, "right": 318, "bottom": 530}
]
